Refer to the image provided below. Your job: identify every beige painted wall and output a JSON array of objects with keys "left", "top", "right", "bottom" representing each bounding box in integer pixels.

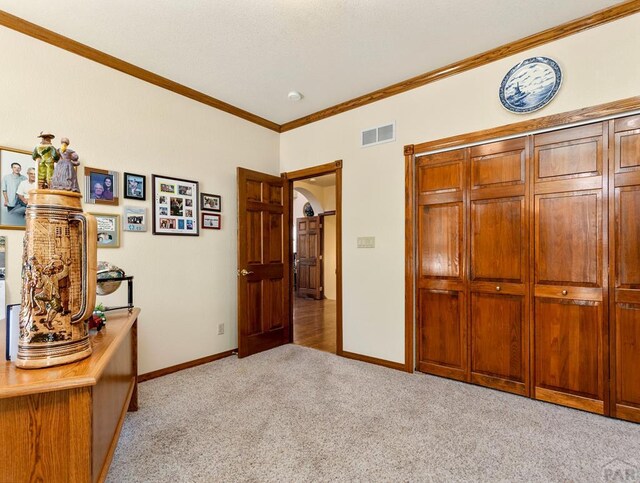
[
  {"left": 0, "top": 28, "right": 280, "bottom": 374},
  {"left": 280, "top": 14, "right": 640, "bottom": 363}
]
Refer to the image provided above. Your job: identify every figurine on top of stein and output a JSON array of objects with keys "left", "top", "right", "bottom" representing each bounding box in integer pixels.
[{"left": 17, "top": 132, "right": 97, "bottom": 369}]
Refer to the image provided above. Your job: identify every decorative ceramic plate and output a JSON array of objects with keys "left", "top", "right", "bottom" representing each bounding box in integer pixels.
[{"left": 499, "top": 57, "right": 562, "bottom": 113}]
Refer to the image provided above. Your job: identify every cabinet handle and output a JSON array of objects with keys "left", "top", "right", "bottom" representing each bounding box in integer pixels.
[
  {"left": 561, "top": 289, "right": 568, "bottom": 296},
  {"left": 496, "top": 286, "right": 501, "bottom": 291}
]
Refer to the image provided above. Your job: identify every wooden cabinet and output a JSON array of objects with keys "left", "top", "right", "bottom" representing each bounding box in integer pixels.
[
  {"left": 611, "top": 115, "right": 640, "bottom": 423},
  {"left": 0, "top": 309, "right": 139, "bottom": 482},
  {"left": 414, "top": 116, "right": 639, "bottom": 422}
]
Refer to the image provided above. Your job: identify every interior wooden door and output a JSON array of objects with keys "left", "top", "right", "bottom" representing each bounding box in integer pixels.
[
  {"left": 296, "top": 216, "right": 323, "bottom": 299},
  {"left": 532, "top": 123, "right": 608, "bottom": 414},
  {"left": 416, "top": 149, "right": 468, "bottom": 381},
  {"left": 237, "top": 167, "right": 290, "bottom": 358},
  {"left": 611, "top": 115, "right": 640, "bottom": 422},
  {"left": 468, "top": 138, "right": 529, "bottom": 396}
]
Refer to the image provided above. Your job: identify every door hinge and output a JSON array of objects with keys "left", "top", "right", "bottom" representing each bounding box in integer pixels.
[
  {"left": 319, "top": 255, "right": 323, "bottom": 260},
  {"left": 320, "top": 287, "right": 323, "bottom": 291}
]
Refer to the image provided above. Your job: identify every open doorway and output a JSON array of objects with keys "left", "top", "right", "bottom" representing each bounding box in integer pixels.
[{"left": 284, "top": 161, "right": 342, "bottom": 356}]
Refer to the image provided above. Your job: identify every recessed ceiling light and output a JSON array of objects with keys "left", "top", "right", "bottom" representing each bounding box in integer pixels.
[
  {"left": 288, "top": 91, "right": 303, "bottom": 101},
  {"left": 310, "top": 178, "right": 316, "bottom": 182}
]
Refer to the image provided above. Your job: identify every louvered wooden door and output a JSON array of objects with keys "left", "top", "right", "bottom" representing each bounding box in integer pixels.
[
  {"left": 237, "top": 168, "right": 290, "bottom": 358},
  {"left": 468, "top": 138, "right": 530, "bottom": 396},
  {"left": 532, "top": 124, "right": 608, "bottom": 414},
  {"left": 416, "top": 149, "right": 468, "bottom": 381},
  {"left": 611, "top": 115, "right": 640, "bottom": 423}
]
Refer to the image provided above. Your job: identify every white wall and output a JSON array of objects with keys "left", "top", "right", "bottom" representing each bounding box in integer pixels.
[
  {"left": 0, "top": 27, "right": 280, "bottom": 374},
  {"left": 280, "top": 14, "right": 640, "bottom": 363}
]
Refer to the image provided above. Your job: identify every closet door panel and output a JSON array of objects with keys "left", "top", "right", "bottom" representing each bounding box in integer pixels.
[
  {"left": 612, "top": 115, "right": 640, "bottom": 422},
  {"left": 470, "top": 292, "right": 526, "bottom": 395},
  {"left": 416, "top": 148, "right": 468, "bottom": 381},
  {"left": 471, "top": 197, "right": 524, "bottom": 283},
  {"left": 534, "top": 298, "right": 604, "bottom": 414},
  {"left": 533, "top": 122, "right": 607, "bottom": 415},
  {"left": 419, "top": 203, "right": 463, "bottom": 280},
  {"left": 535, "top": 191, "right": 601, "bottom": 287},
  {"left": 417, "top": 289, "right": 467, "bottom": 381}
]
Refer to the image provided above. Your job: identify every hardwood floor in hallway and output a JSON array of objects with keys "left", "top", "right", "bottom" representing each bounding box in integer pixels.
[{"left": 293, "top": 297, "right": 336, "bottom": 354}]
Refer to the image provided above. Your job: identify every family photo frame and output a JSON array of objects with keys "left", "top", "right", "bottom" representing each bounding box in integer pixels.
[
  {"left": 0, "top": 146, "right": 35, "bottom": 229},
  {"left": 152, "top": 174, "right": 199, "bottom": 236},
  {"left": 123, "top": 206, "right": 147, "bottom": 232},
  {"left": 84, "top": 166, "right": 119, "bottom": 205},
  {"left": 201, "top": 193, "right": 221, "bottom": 212},
  {"left": 91, "top": 213, "right": 120, "bottom": 248},
  {"left": 201, "top": 212, "right": 221, "bottom": 230},
  {"left": 123, "top": 172, "right": 146, "bottom": 201}
]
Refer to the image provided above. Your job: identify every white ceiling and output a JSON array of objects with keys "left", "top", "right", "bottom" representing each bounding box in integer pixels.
[{"left": 0, "top": 1, "right": 624, "bottom": 125}]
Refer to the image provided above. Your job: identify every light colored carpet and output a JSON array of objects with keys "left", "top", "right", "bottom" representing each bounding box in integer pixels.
[{"left": 107, "top": 344, "right": 640, "bottom": 482}]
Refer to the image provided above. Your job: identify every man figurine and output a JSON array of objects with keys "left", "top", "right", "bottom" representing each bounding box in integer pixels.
[
  {"left": 32, "top": 131, "right": 59, "bottom": 189},
  {"left": 11, "top": 167, "right": 36, "bottom": 216},
  {"left": 2, "top": 162, "right": 26, "bottom": 212}
]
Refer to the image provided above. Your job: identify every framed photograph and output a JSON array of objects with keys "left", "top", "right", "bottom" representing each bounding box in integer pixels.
[
  {"left": 123, "top": 172, "right": 146, "bottom": 200},
  {"left": 123, "top": 206, "right": 147, "bottom": 232},
  {"left": 152, "top": 174, "right": 199, "bottom": 236},
  {"left": 0, "top": 146, "right": 36, "bottom": 229},
  {"left": 91, "top": 213, "right": 120, "bottom": 248},
  {"left": 84, "top": 167, "right": 119, "bottom": 205},
  {"left": 201, "top": 193, "right": 221, "bottom": 212},
  {"left": 202, "top": 212, "right": 221, "bottom": 230}
]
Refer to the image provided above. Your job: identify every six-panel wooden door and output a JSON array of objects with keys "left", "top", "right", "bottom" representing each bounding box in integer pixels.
[
  {"left": 415, "top": 116, "right": 639, "bottom": 421},
  {"left": 296, "top": 216, "right": 323, "bottom": 299},
  {"left": 237, "top": 167, "right": 290, "bottom": 358}
]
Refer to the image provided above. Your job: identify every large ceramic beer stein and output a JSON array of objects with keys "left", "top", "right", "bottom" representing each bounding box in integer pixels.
[{"left": 17, "top": 189, "right": 97, "bottom": 368}]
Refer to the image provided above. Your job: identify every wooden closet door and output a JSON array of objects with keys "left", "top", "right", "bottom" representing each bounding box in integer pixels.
[
  {"left": 611, "top": 115, "right": 640, "bottom": 423},
  {"left": 416, "top": 149, "right": 468, "bottom": 381},
  {"left": 533, "top": 123, "right": 608, "bottom": 415},
  {"left": 469, "top": 138, "right": 529, "bottom": 396}
]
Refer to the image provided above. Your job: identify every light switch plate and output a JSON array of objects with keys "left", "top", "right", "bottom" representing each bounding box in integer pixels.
[{"left": 357, "top": 236, "right": 375, "bottom": 248}]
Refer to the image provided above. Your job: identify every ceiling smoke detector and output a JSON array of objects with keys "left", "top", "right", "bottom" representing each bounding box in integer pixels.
[{"left": 288, "top": 91, "right": 303, "bottom": 101}]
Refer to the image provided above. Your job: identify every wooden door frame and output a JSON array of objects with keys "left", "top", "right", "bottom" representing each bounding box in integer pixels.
[{"left": 283, "top": 160, "right": 343, "bottom": 355}]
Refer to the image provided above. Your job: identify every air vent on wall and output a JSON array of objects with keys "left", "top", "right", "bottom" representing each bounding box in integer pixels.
[{"left": 361, "top": 122, "right": 396, "bottom": 147}]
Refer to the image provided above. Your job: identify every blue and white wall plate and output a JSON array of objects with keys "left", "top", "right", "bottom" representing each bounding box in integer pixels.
[{"left": 499, "top": 57, "right": 562, "bottom": 114}]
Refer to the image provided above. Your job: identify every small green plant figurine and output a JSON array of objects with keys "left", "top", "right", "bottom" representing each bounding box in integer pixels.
[{"left": 89, "top": 303, "right": 107, "bottom": 331}]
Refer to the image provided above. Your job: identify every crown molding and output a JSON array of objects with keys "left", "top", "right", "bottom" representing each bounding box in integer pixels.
[
  {"left": 0, "top": 10, "right": 281, "bottom": 132},
  {"left": 1, "top": 3, "right": 639, "bottom": 134},
  {"left": 279, "top": 1, "right": 640, "bottom": 132}
]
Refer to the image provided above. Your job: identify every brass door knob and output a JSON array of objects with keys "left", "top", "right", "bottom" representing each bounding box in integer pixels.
[{"left": 237, "top": 269, "right": 254, "bottom": 276}]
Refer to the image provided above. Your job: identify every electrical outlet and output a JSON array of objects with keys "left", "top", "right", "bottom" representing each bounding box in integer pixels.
[{"left": 218, "top": 323, "right": 224, "bottom": 335}]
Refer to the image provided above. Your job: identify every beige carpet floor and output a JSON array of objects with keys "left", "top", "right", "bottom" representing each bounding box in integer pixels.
[{"left": 107, "top": 344, "right": 640, "bottom": 482}]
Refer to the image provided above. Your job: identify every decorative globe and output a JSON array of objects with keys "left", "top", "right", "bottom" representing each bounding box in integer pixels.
[{"left": 96, "top": 261, "right": 125, "bottom": 296}]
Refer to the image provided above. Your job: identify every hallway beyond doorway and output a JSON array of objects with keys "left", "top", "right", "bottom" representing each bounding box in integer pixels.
[{"left": 293, "top": 298, "right": 336, "bottom": 354}]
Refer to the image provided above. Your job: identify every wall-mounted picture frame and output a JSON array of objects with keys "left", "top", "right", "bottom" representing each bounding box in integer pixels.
[
  {"left": 123, "top": 172, "right": 146, "bottom": 201},
  {"left": 123, "top": 206, "right": 147, "bottom": 232},
  {"left": 201, "top": 193, "right": 221, "bottom": 212},
  {"left": 91, "top": 213, "right": 120, "bottom": 248},
  {"left": 0, "top": 146, "right": 36, "bottom": 230},
  {"left": 202, "top": 212, "right": 221, "bottom": 230},
  {"left": 84, "top": 167, "right": 119, "bottom": 205},
  {"left": 152, "top": 174, "right": 199, "bottom": 236}
]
